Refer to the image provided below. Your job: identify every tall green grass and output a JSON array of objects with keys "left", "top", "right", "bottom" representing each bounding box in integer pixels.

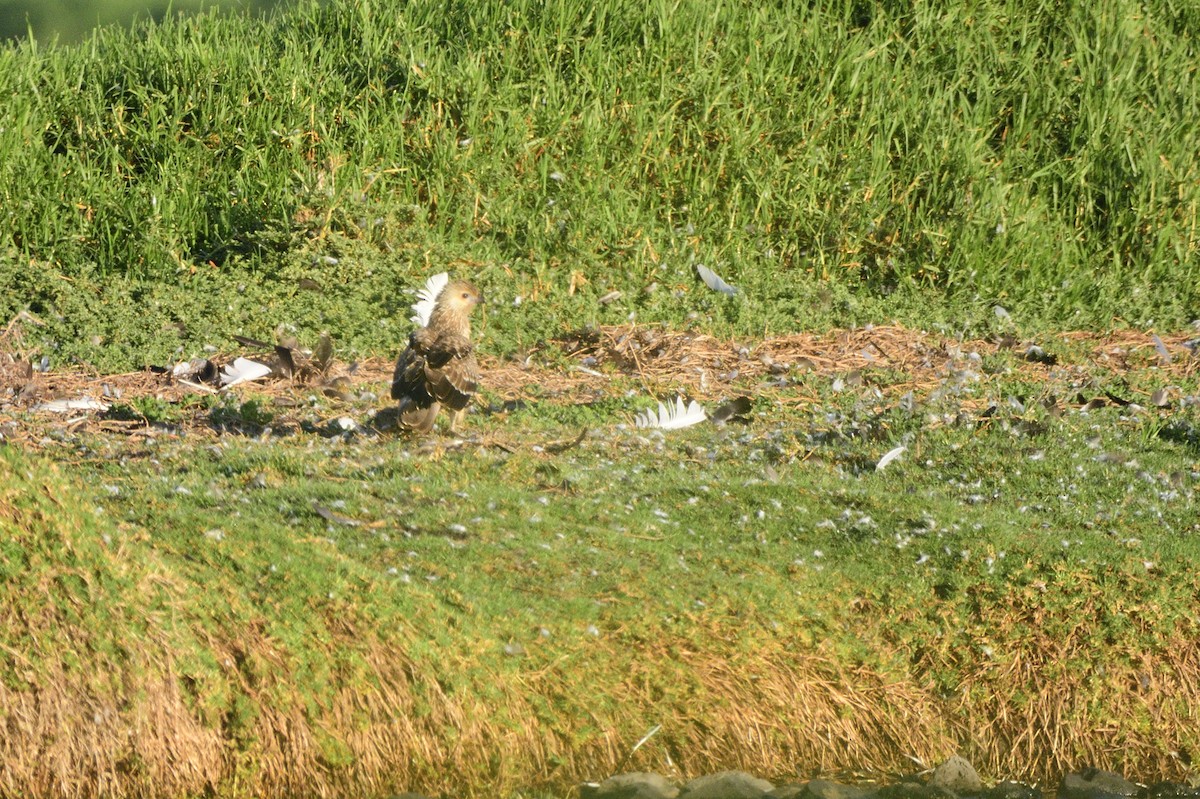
[{"left": 1, "top": 0, "right": 1198, "bottom": 371}]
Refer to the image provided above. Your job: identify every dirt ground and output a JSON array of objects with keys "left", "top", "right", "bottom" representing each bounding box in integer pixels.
[{"left": 1, "top": 318, "right": 1197, "bottom": 444}]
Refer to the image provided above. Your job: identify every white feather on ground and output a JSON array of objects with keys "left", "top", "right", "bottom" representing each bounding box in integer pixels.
[
  {"left": 696, "top": 264, "right": 737, "bottom": 295},
  {"left": 635, "top": 397, "right": 707, "bottom": 430},
  {"left": 410, "top": 272, "right": 450, "bottom": 327},
  {"left": 876, "top": 445, "right": 906, "bottom": 471},
  {"left": 33, "top": 398, "right": 110, "bottom": 413},
  {"left": 219, "top": 357, "right": 273, "bottom": 389}
]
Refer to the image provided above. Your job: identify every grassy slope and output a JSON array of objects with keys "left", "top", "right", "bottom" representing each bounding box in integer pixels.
[
  {"left": 2, "top": 339, "right": 1200, "bottom": 797},
  {"left": 0, "top": 0, "right": 1199, "bottom": 373}
]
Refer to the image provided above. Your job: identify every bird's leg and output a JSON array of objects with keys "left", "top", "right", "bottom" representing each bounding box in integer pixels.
[{"left": 447, "top": 408, "right": 464, "bottom": 433}]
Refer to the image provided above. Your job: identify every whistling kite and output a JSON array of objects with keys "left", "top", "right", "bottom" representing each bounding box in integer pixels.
[{"left": 390, "top": 276, "right": 484, "bottom": 433}]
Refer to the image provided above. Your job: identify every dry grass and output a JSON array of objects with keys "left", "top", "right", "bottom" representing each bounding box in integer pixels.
[
  {"left": 0, "top": 456, "right": 225, "bottom": 799},
  {"left": 931, "top": 572, "right": 1200, "bottom": 781},
  {"left": 6, "top": 590, "right": 1198, "bottom": 798}
]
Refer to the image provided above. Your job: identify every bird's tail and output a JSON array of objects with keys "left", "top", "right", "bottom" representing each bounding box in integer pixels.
[{"left": 398, "top": 400, "right": 441, "bottom": 433}]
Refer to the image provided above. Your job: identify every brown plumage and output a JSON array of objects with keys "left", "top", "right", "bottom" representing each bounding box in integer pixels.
[{"left": 390, "top": 279, "right": 484, "bottom": 433}]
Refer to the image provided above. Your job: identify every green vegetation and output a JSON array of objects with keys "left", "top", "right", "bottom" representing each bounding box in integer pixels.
[
  {"left": 1, "top": 0, "right": 1198, "bottom": 374},
  {"left": 2, "top": 0, "right": 1200, "bottom": 796},
  {"left": 2, "top": 334, "right": 1199, "bottom": 797}
]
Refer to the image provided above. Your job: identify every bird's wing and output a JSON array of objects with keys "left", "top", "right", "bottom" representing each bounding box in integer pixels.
[
  {"left": 420, "top": 330, "right": 472, "bottom": 366},
  {"left": 392, "top": 339, "right": 444, "bottom": 432},
  {"left": 422, "top": 333, "right": 479, "bottom": 411},
  {"left": 390, "top": 331, "right": 435, "bottom": 404}
]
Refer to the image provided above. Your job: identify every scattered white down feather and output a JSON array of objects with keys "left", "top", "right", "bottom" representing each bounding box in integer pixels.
[
  {"left": 876, "top": 445, "right": 906, "bottom": 472},
  {"left": 219, "top": 357, "right": 272, "bottom": 389},
  {"left": 635, "top": 397, "right": 707, "bottom": 430},
  {"left": 410, "top": 272, "right": 450, "bottom": 327},
  {"left": 696, "top": 264, "right": 737, "bottom": 295}
]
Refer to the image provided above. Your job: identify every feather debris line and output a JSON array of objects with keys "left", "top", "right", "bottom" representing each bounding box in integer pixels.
[
  {"left": 172, "top": 358, "right": 218, "bottom": 383},
  {"left": 696, "top": 264, "right": 737, "bottom": 296},
  {"left": 170, "top": 329, "right": 341, "bottom": 394},
  {"left": 635, "top": 396, "right": 707, "bottom": 430},
  {"left": 410, "top": 272, "right": 450, "bottom": 327},
  {"left": 219, "top": 357, "right": 273, "bottom": 389}
]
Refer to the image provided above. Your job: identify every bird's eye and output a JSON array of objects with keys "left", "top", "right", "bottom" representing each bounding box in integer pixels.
[{"left": 462, "top": 292, "right": 469, "bottom": 299}]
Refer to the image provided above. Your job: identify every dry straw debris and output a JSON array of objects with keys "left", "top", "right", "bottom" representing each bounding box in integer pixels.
[{"left": 2, "top": 322, "right": 1196, "bottom": 439}]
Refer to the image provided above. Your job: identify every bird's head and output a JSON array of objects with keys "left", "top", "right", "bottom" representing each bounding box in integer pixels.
[
  {"left": 427, "top": 279, "right": 485, "bottom": 334},
  {"left": 440, "top": 280, "right": 485, "bottom": 315}
]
